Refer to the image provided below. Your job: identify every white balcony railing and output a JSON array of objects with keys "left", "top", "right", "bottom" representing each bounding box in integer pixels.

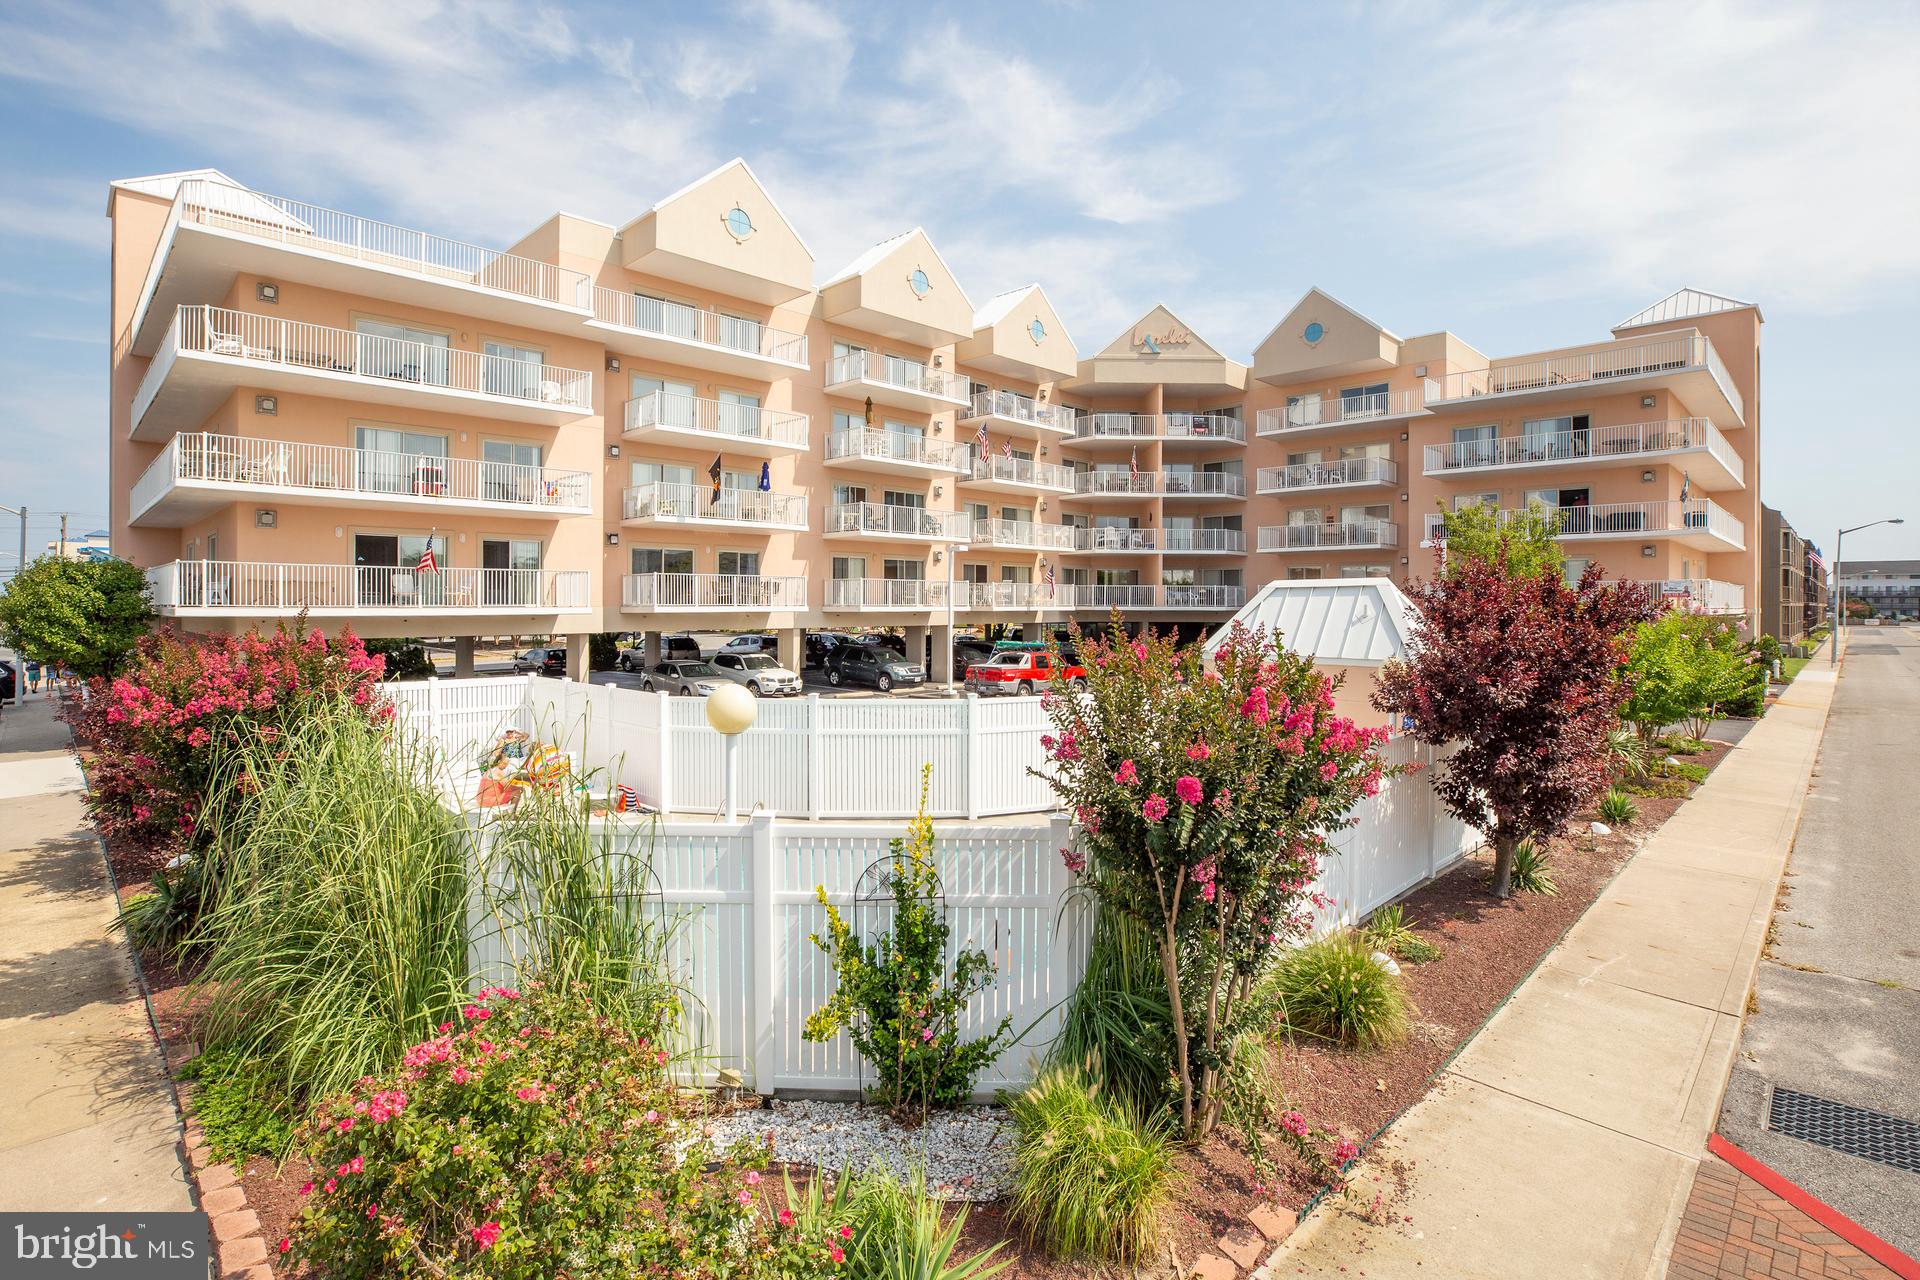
[
  {"left": 621, "top": 482, "right": 806, "bottom": 528},
  {"left": 964, "top": 581, "right": 1069, "bottom": 610},
  {"left": 174, "top": 179, "right": 593, "bottom": 310},
  {"left": 132, "top": 433, "right": 590, "bottom": 515},
  {"left": 1162, "top": 528, "right": 1248, "bottom": 553},
  {"left": 971, "top": 519, "right": 1078, "bottom": 550},
  {"left": 1074, "top": 584, "right": 1159, "bottom": 610},
  {"left": 1424, "top": 500, "right": 1745, "bottom": 547},
  {"left": 1633, "top": 579, "right": 1746, "bottom": 614},
  {"left": 1073, "top": 413, "right": 1160, "bottom": 441},
  {"left": 964, "top": 390, "right": 1077, "bottom": 433},
  {"left": 826, "top": 502, "right": 971, "bottom": 540},
  {"left": 825, "top": 351, "right": 969, "bottom": 402},
  {"left": 1421, "top": 418, "right": 1740, "bottom": 485},
  {"left": 147, "top": 560, "right": 590, "bottom": 613},
  {"left": 1424, "top": 334, "right": 1744, "bottom": 423},
  {"left": 622, "top": 573, "right": 807, "bottom": 611},
  {"left": 1258, "top": 520, "right": 1401, "bottom": 551},
  {"left": 1160, "top": 584, "right": 1246, "bottom": 609},
  {"left": 591, "top": 289, "right": 807, "bottom": 365},
  {"left": 141, "top": 305, "right": 594, "bottom": 414},
  {"left": 825, "top": 429, "right": 964, "bottom": 472},
  {"left": 1071, "top": 413, "right": 1247, "bottom": 442},
  {"left": 1161, "top": 413, "right": 1246, "bottom": 443},
  {"left": 1074, "top": 471, "right": 1161, "bottom": 496},
  {"left": 1256, "top": 389, "right": 1425, "bottom": 435},
  {"left": 964, "top": 450, "right": 1075, "bottom": 491},
  {"left": 1162, "top": 471, "right": 1246, "bottom": 497},
  {"left": 825, "top": 578, "right": 951, "bottom": 609},
  {"left": 623, "top": 391, "right": 809, "bottom": 449},
  {"left": 1256, "top": 456, "right": 1398, "bottom": 494},
  {"left": 1075, "top": 527, "right": 1158, "bottom": 552}
]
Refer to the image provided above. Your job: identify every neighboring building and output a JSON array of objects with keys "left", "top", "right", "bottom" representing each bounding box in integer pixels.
[
  {"left": 105, "top": 167, "right": 1765, "bottom": 676},
  {"left": 45, "top": 529, "right": 113, "bottom": 561},
  {"left": 1839, "top": 560, "right": 1920, "bottom": 621},
  {"left": 1759, "top": 506, "right": 1827, "bottom": 642}
]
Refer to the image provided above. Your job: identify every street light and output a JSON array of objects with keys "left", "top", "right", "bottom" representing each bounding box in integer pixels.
[
  {"left": 705, "top": 682, "right": 757, "bottom": 821},
  {"left": 1832, "top": 517, "right": 1905, "bottom": 665}
]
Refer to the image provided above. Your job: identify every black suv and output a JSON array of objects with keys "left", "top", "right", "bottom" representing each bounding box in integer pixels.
[
  {"left": 824, "top": 644, "right": 924, "bottom": 692},
  {"left": 514, "top": 647, "right": 567, "bottom": 676}
]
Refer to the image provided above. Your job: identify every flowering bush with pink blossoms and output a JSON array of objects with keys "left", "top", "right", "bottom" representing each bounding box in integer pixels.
[
  {"left": 289, "top": 984, "right": 853, "bottom": 1280},
  {"left": 1034, "top": 622, "right": 1396, "bottom": 1141},
  {"left": 65, "top": 621, "right": 390, "bottom": 873}
]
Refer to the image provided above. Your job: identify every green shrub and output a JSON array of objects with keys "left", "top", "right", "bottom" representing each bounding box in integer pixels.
[
  {"left": 1007, "top": 1068, "right": 1173, "bottom": 1262},
  {"left": 827, "top": 1164, "right": 1008, "bottom": 1280},
  {"left": 1659, "top": 759, "right": 1710, "bottom": 785},
  {"left": 1509, "top": 840, "right": 1558, "bottom": 896},
  {"left": 176, "top": 1047, "right": 296, "bottom": 1165},
  {"left": 116, "top": 858, "right": 209, "bottom": 952},
  {"left": 1268, "top": 932, "right": 1413, "bottom": 1050},
  {"left": 1617, "top": 777, "right": 1689, "bottom": 799},
  {"left": 1363, "top": 904, "right": 1442, "bottom": 965},
  {"left": 363, "top": 638, "right": 435, "bottom": 680},
  {"left": 589, "top": 632, "right": 619, "bottom": 671},
  {"left": 1607, "top": 725, "right": 1652, "bottom": 780},
  {"left": 289, "top": 985, "right": 847, "bottom": 1279},
  {"left": 1659, "top": 735, "right": 1709, "bottom": 755},
  {"left": 1598, "top": 788, "right": 1639, "bottom": 826},
  {"left": 805, "top": 769, "right": 1010, "bottom": 1115},
  {"left": 1049, "top": 893, "right": 1173, "bottom": 1116}
]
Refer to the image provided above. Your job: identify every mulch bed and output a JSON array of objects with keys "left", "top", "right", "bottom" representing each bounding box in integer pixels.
[{"left": 84, "top": 714, "right": 1738, "bottom": 1280}]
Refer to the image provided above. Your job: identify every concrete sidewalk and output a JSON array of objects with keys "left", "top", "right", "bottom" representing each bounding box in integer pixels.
[
  {"left": 0, "top": 696, "right": 194, "bottom": 1212},
  {"left": 1265, "top": 665, "right": 1839, "bottom": 1279}
]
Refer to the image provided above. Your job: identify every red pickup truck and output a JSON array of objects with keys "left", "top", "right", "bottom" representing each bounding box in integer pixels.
[{"left": 963, "top": 648, "right": 1086, "bottom": 695}]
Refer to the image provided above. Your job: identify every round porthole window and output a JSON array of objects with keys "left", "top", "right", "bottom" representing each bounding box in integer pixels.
[
  {"left": 1303, "top": 321, "right": 1326, "bottom": 345},
  {"left": 1028, "top": 318, "right": 1047, "bottom": 343},
  {"left": 908, "top": 268, "right": 932, "bottom": 298},
  {"left": 724, "top": 206, "right": 755, "bottom": 241}
]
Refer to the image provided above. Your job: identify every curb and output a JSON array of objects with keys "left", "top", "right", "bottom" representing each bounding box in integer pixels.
[{"left": 1707, "top": 1134, "right": 1920, "bottom": 1280}]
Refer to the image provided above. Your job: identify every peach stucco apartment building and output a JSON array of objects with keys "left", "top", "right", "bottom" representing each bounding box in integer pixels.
[{"left": 106, "top": 164, "right": 1761, "bottom": 679}]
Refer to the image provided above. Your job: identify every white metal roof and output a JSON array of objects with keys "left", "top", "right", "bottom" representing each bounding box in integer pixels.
[
  {"left": 1202, "top": 578, "right": 1418, "bottom": 666},
  {"left": 1616, "top": 288, "right": 1759, "bottom": 330},
  {"left": 820, "top": 227, "right": 974, "bottom": 309}
]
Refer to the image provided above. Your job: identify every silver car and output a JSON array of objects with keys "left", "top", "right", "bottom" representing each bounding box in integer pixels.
[{"left": 709, "top": 652, "right": 802, "bottom": 697}]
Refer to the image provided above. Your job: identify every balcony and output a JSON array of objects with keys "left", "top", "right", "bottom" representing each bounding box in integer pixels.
[
  {"left": 620, "top": 482, "right": 807, "bottom": 532},
  {"left": 962, "top": 581, "right": 1072, "bottom": 611},
  {"left": 1161, "top": 528, "right": 1247, "bottom": 554},
  {"left": 1421, "top": 418, "right": 1743, "bottom": 490},
  {"left": 823, "top": 428, "right": 965, "bottom": 478},
  {"left": 824, "top": 502, "right": 970, "bottom": 544},
  {"left": 1162, "top": 472, "right": 1246, "bottom": 500},
  {"left": 1258, "top": 520, "right": 1402, "bottom": 552},
  {"left": 130, "top": 433, "right": 593, "bottom": 528},
  {"left": 960, "top": 449, "right": 1075, "bottom": 496},
  {"left": 1069, "top": 413, "right": 1246, "bottom": 445},
  {"left": 1072, "top": 413, "right": 1159, "bottom": 443},
  {"left": 133, "top": 306, "right": 594, "bottom": 441},
  {"left": 1422, "top": 334, "right": 1745, "bottom": 427},
  {"left": 1073, "top": 527, "right": 1157, "bottom": 553},
  {"left": 146, "top": 561, "right": 590, "bottom": 617},
  {"left": 824, "top": 351, "right": 970, "bottom": 412},
  {"left": 621, "top": 573, "right": 807, "bottom": 613},
  {"left": 590, "top": 288, "right": 807, "bottom": 377},
  {"left": 1159, "top": 585, "right": 1246, "bottom": 610},
  {"left": 622, "top": 391, "right": 809, "bottom": 456},
  {"left": 1633, "top": 579, "right": 1746, "bottom": 615},
  {"left": 969, "top": 519, "right": 1078, "bottom": 551},
  {"left": 1255, "top": 389, "right": 1426, "bottom": 436},
  {"left": 1422, "top": 500, "right": 1745, "bottom": 551},
  {"left": 824, "top": 578, "right": 951, "bottom": 611},
  {"left": 959, "top": 390, "right": 1077, "bottom": 439},
  {"left": 1072, "top": 471, "right": 1162, "bottom": 500},
  {"left": 1257, "top": 456, "right": 1400, "bottom": 495},
  {"left": 1070, "top": 585, "right": 1247, "bottom": 612},
  {"left": 1073, "top": 584, "right": 1158, "bottom": 611},
  {"left": 131, "top": 179, "right": 594, "bottom": 358}
]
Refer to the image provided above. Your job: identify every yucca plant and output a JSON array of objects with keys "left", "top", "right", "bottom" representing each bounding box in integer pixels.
[
  {"left": 1363, "top": 904, "right": 1442, "bottom": 965},
  {"left": 1597, "top": 788, "right": 1639, "bottom": 826},
  {"left": 1509, "top": 839, "right": 1558, "bottom": 896},
  {"left": 845, "top": 1164, "right": 1009, "bottom": 1280},
  {"left": 1267, "top": 931, "right": 1414, "bottom": 1050},
  {"left": 1007, "top": 1068, "right": 1173, "bottom": 1262},
  {"left": 1607, "top": 725, "right": 1651, "bottom": 780}
]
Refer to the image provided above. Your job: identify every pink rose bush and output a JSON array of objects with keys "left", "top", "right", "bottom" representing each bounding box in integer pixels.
[
  {"left": 1035, "top": 622, "right": 1396, "bottom": 1141},
  {"left": 66, "top": 621, "right": 390, "bottom": 874},
  {"left": 291, "top": 984, "right": 854, "bottom": 1279}
]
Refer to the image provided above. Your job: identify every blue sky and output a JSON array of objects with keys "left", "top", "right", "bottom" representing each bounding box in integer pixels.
[{"left": 3, "top": 0, "right": 1918, "bottom": 564}]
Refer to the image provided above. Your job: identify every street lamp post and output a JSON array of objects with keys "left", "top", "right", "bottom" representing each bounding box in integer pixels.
[
  {"left": 1832, "top": 517, "right": 1905, "bottom": 665},
  {"left": 705, "top": 682, "right": 758, "bottom": 821}
]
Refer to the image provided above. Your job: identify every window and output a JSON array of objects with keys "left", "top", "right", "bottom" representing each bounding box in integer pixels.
[
  {"left": 634, "top": 292, "right": 698, "bottom": 340},
  {"left": 632, "top": 547, "right": 694, "bottom": 575},
  {"left": 1340, "top": 564, "right": 1391, "bottom": 578},
  {"left": 483, "top": 340, "right": 543, "bottom": 398},
  {"left": 1452, "top": 424, "right": 1496, "bottom": 467},
  {"left": 833, "top": 484, "right": 868, "bottom": 507},
  {"left": 717, "top": 550, "right": 760, "bottom": 577},
  {"left": 882, "top": 558, "right": 924, "bottom": 581},
  {"left": 717, "top": 389, "right": 762, "bottom": 436},
  {"left": 883, "top": 489, "right": 924, "bottom": 509},
  {"left": 631, "top": 374, "right": 697, "bottom": 427},
  {"left": 1287, "top": 567, "right": 1324, "bottom": 580},
  {"left": 631, "top": 461, "right": 695, "bottom": 489},
  {"left": 1339, "top": 382, "right": 1390, "bottom": 419},
  {"left": 355, "top": 319, "right": 450, "bottom": 385},
  {"left": 356, "top": 426, "right": 449, "bottom": 495},
  {"left": 831, "top": 556, "right": 866, "bottom": 580},
  {"left": 355, "top": 532, "right": 449, "bottom": 607}
]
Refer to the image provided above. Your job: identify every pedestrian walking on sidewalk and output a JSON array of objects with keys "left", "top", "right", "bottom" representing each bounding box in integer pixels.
[{"left": 26, "top": 658, "right": 41, "bottom": 694}]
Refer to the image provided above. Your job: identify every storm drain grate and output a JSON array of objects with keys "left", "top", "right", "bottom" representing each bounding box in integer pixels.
[
  {"left": 1766, "top": 1087, "right": 1920, "bottom": 1173},
  {"left": 1847, "top": 644, "right": 1900, "bottom": 655}
]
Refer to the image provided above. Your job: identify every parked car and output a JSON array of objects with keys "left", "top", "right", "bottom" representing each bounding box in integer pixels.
[
  {"left": 717, "top": 634, "right": 779, "bottom": 658},
  {"left": 641, "top": 660, "right": 727, "bottom": 696},
  {"left": 858, "top": 631, "right": 908, "bottom": 655},
  {"left": 0, "top": 659, "right": 14, "bottom": 702},
  {"left": 805, "top": 631, "right": 852, "bottom": 668},
  {"left": 953, "top": 637, "right": 995, "bottom": 671},
  {"left": 709, "top": 652, "right": 802, "bottom": 697},
  {"left": 825, "top": 644, "right": 924, "bottom": 692},
  {"left": 514, "top": 647, "right": 567, "bottom": 677},
  {"left": 964, "top": 647, "right": 1086, "bottom": 695},
  {"left": 616, "top": 635, "right": 701, "bottom": 671}
]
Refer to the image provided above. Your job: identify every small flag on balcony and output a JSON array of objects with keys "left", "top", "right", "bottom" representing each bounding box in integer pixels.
[
  {"left": 1043, "top": 560, "right": 1056, "bottom": 599},
  {"left": 709, "top": 454, "right": 724, "bottom": 502},
  {"left": 1129, "top": 447, "right": 1139, "bottom": 482},
  {"left": 1679, "top": 470, "right": 1691, "bottom": 503},
  {"left": 976, "top": 420, "right": 990, "bottom": 452},
  {"left": 417, "top": 537, "right": 438, "bottom": 575},
  {"left": 1002, "top": 438, "right": 1013, "bottom": 462},
  {"left": 758, "top": 461, "right": 771, "bottom": 492}
]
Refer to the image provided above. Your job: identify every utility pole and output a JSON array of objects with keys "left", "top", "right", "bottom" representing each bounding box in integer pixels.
[{"left": 58, "top": 512, "right": 68, "bottom": 560}]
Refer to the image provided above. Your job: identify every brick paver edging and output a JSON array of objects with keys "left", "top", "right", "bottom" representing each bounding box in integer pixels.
[{"left": 1699, "top": 1134, "right": 1920, "bottom": 1279}]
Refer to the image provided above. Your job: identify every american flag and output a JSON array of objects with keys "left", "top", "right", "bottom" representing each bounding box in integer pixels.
[
  {"left": 1129, "top": 447, "right": 1139, "bottom": 483},
  {"left": 1043, "top": 560, "right": 1056, "bottom": 599},
  {"left": 976, "top": 420, "right": 990, "bottom": 452},
  {"left": 1001, "top": 438, "right": 1013, "bottom": 462},
  {"left": 417, "top": 539, "right": 438, "bottom": 574}
]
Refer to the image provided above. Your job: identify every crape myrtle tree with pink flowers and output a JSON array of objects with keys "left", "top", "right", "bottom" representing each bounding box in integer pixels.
[
  {"left": 1034, "top": 621, "right": 1395, "bottom": 1141},
  {"left": 1372, "top": 560, "right": 1658, "bottom": 899}
]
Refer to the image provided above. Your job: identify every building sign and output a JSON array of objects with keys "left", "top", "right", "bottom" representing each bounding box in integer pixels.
[{"left": 1130, "top": 325, "right": 1194, "bottom": 354}]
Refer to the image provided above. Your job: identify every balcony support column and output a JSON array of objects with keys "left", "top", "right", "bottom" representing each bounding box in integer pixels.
[
  {"left": 565, "top": 634, "right": 590, "bottom": 682},
  {"left": 453, "top": 636, "right": 475, "bottom": 678},
  {"left": 904, "top": 626, "right": 930, "bottom": 675},
  {"left": 777, "top": 628, "right": 804, "bottom": 676},
  {"left": 929, "top": 624, "right": 954, "bottom": 686},
  {"left": 644, "top": 631, "right": 663, "bottom": 667}
]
